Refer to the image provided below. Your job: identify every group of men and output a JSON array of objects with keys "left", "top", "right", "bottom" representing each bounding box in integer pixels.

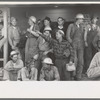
[{"left": 1, "top": 13, "right": 100, "bottom": 81}]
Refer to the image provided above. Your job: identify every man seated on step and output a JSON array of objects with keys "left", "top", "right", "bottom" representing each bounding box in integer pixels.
[
  {"left": 3, "top": 51, "right": 23, "bottom": 81},
  {"left": 39, "top": 58, "right": 60, "bottom": 81},
  {"left": 87, "top": 39, "right": 100, "bottom": 80},
  {"left": 17, "top": 57, "right": 38, "bottom": 81}
]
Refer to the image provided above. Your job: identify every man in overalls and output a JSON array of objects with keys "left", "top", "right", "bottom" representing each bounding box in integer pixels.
[
  {"left": 84, "top": 16, "right": 100, "bottom": 73},
  {"left": 66, "top": 14, "right": 85, "bottom": 80}
]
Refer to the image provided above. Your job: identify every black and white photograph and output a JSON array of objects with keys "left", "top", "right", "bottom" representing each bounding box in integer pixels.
[
  {"left": 1, "top": 0, "right": 100, "bottom": 98},
  {"left": 1, "top": 1, "right": 100, "bottom": 81}
]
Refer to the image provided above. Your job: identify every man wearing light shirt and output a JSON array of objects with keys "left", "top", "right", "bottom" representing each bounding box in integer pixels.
[
  {"left": 3, "top": 51, "right": 23, "bottom": 81},
  {"left": 87, "top": 40, "right": 100, "bottom": 79}
]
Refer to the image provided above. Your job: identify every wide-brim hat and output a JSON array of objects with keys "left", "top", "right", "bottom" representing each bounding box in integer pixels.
[
  {"left": 29, "top": 16, "right": 37, "bottom": 24},
  {"left": 10, "top": 51, "right": 19, "bottom": 57}
]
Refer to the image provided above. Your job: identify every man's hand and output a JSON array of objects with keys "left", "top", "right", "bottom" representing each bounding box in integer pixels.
[
  {"left": 27, "top": 28, "right": 32, "bottom": 33},
  {"left": 69, "top": 39, "right": 72, "bottom": 43},
  {"left": 36, "top": 31, "right": 42, "bottom": 35},
  {"left": 69, "top": 61, "right": 73, "bottom": 66},
  {"left": 12, "top": 45, "right": 16, "bottom": 50},
  {"left": 43, "top": 51, "right": 48, "bottom": 55},
  {"left": 85, "top": 41, "right": 88, "bottom": 47},
  {"left": 33, "top": 54, "right": 39, "bottom": 60}
]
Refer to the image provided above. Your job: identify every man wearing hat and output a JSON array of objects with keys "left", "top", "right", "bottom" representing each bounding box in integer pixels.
[
  {"left": 53, "top": 17, "right": 66, "bottom": 40},
  {"left": 17, "top": 58, "right": 38, "bottom": 81},
  {"left": 8, "top": 17, "right": 21, "bottom": 59},
  {"left": 25, "top": 16, "right": 39, "bottom": 63},
  {"left": 87, "top": 39, "right": 100, "bottom": 80},
  {"left": 66, "top": 13, "right": 85, "bottom": 80},
  {"left": 38, "top": 27, "right": 52, "bottom": 59},
  {"left": 38, "top": 29, "right": 74, "bottom": 81},
  {"left": 39, "top": 58, "right": 60, "bottom": 81},
  {"left": 3, "top": 51, "right": 24, "bottom": 81},
  {"left": 37, "top": 27, "right": 53, "bottom": 80},
  {"left": 84, "top": 15, "right": 100, "bottom": 73}
]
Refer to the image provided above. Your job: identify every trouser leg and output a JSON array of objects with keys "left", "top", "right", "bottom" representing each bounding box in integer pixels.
[
  {"left": 55, "top": 59, "right": 71, "bottom": 81},
  {"left": 76, "top": 48, "right": 84, "bottom": 80},
  {"left": 3, "top": 70, "right": 10, "bottom": 80},
  {"left": 84, "top": 45, "right": 92, "bottom": 73}
]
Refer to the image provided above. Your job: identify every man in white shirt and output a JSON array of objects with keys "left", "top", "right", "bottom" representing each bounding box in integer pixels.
[
  {"left": 87, "top": 39, "right": 100, "bottom": 80},
  {"left": 3, "top": 51, "right": 23, "bottom": 81},
  {"left": 17, "top": 58, "right": 38, "bottom": 81}
]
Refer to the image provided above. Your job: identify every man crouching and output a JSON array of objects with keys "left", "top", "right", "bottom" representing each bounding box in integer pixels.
[{"left": 39, "top": 58, "right": 60, "bottom": 81}]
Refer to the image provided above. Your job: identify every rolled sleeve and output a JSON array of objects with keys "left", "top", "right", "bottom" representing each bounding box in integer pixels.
[{"left": 87, "top": 53, "right": 100, "bottom": 78}]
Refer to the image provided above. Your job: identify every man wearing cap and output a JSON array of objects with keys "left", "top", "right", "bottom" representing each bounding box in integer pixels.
[
  {"left": 66, "top": 13, "right": 85, "bottom": 80},
  {"left": 53, "top": 17, "right": 66, "bottom": 40},
  {"left": 3, "top": 51, "right": 24, "bottom": 81},
  {"left": 37, "top": 27, "right": 53, "bottom": 80},
  {"left": 39, "top": 58, "right": 60, "bottom": 81},
  {"left": 87, "top": 39, "right": 100, "bottom": 80},
  {"left": 8, "top": 17, "right": 21, "bottom": 59},
  {"left": 38, "top": 29, "right": 74, "bottom": 80},
  {"left": 17, "top": 59, "right": 38, "bottom": 81},
  {"left": 84, "top": 15, "right": 100, "bottom": 73},
  {"left": 25, "top": 16, "right": 39, "bottom": 63},
  {"left": 38, "top": 27, "right": 53, "bottom": 59}
]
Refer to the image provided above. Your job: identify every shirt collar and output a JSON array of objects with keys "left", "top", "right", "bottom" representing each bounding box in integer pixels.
[{"left": 58, "top": 25, "right": 63, "bottom": 29}]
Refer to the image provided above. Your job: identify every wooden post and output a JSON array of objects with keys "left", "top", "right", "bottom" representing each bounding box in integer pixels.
[{"left": 3, "top": 8, "right": 8, "bottom": 66}]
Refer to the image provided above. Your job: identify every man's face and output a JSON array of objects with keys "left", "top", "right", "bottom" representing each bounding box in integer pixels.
[
  {"left": 57, "top": 18, "right": 64, "bottom": 26},
  {"left": 56, "top": 31, "right": 62, "bottom": 40},
  {"left": 43, "top": 30, "right": 50, "bottom": 37},
  {"left": 43, "top": 63, "right": 51, "bottom": 69},
  {"left": 92, "top": 18, "right": 98, "bottom": 24},
  {"left": 44, "top": 20, "right": 50, "bottom": 26},
  {"left": 78, "top": 18, "right": 83, "bottom": 24},
  {"left": 30, "top": 61, "right": 35, "bottom": 68},
  {"left": 11, "top": 19, "right": 17, "bottom": 26},
  {"left": 12, "top": 54, "right": 18, "bottom": 62},
  {"left": 28, "top": 19, "right": 35, "bottom": 26}
]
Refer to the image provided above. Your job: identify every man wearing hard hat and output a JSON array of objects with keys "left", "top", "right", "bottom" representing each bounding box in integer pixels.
[
  {"left": 66, "top": 13, "right": 85, "bottom": 80},
  {"left": 38, "top": 29, "right": 74, "bottom": 81},
  {"left": 39, "top": 58, "right": 60, "bottom": 81},
  {"left": 84, "top": 15, "right": 100, "bottom": 73},
  {"left": 25, "top": 16, "right": 39, "bottom": 63},
  {"left": 37, "top": 27, "right": 53, "bottom": 79},
  {"left": 3, "top": 51, "right": 24, "bottom": 81}
]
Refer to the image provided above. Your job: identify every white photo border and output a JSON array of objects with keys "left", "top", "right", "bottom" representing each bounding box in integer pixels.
[{"left": 0, "top": 1, "right": 100, "bottom": 98}]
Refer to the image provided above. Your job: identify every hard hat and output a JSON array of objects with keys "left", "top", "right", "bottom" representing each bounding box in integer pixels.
[
  {"left": 75, "top": 14, "right": 84, "bottom": 19},
  {"left": 29, "top": 16, "right": 37, "bottom": 23},
  {"left": 44, "top": 27, "right": 52, "bottom": 31},
  {"left": 10, "top": 51, "right": 19, "bottom": 57},
  {"left": 43, "top": 58, "right": 53, "bottom": 64},
  {"left": 58, "top": 30, "right": 64, "bottom": 35}
]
